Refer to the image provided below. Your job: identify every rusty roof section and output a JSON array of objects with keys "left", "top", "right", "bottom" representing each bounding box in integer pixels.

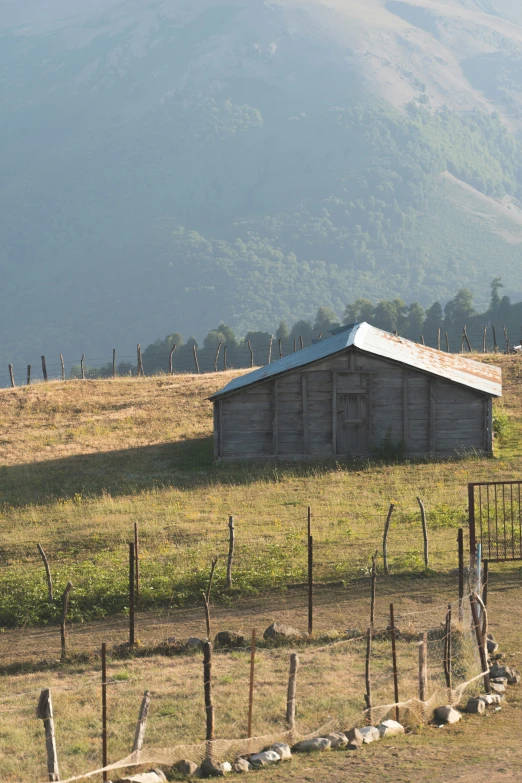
[{"left": 210, "top": 322, "right": 502, "bottom": 400}]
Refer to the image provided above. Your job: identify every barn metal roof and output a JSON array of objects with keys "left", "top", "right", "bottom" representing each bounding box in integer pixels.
[{"left": 209, "top": 322, "right": 502, "bottom": 400}]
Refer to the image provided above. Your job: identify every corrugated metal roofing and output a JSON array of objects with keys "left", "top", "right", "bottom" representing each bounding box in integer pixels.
[{"left": 209, "top": 322, "right": 502, "bottom": 400}]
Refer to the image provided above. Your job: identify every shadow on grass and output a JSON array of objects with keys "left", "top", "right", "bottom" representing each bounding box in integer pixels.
[{"left": 0, "top": 435, "right": 396, "bottom": 507}]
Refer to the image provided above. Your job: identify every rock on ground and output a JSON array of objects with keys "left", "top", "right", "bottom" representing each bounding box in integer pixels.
[
  {"left": 344, "top": 727, "right": 364, "bottom": 750},
  {"left": 326, "top": 732, "right": 348, "bottom": 748},
  {"left": 269, "top": 743, "right": 292, "bottom": 760},
  {"left": 263, "top": 622, "right": 302, "bottom": 641},
  {"left": 466, "top": 697, "right": 486, "bottom": 714},
  {"left": 378, "top": 720, "right": 404, "bottom": 738},
  {"left": 359, "top": 726, "right": 380, "bottom": 743},
  {"left": 479, "top": 694, "right": 503, "bottom": 705},
  {"left": 174, "top": 760, "right": 198, "bottom": 775},
  {"left": 214, "top": 631, "right": 245, "bottom": 648},
  {"left": 490, "top": 664, "right": 521, "bottom": 685},
  {"left": 487, "top": 638, "right": 499, "bottom": 654},
  {"left": 490, "top": 682, "right": 506, "bottom": 694},
  {"left": 200, "top": 758, "right": 232, "bottom": 777},
  {"left": 121, "top": 772, "right": 167, "bottom": 783},
  {"left": 434, "top": 706, "right": 461, "bottom": 724},
  {"left": 293, "top": 738, "right": 331, "bottom": 752},
  {"left": 186, "top": 637, "right": 206, "bottom": 650},
  {"left": 232, "top": 758, "right": 252, "bottom": 773},
  {"left": 249, "top": 751, "right": 280, "bottom": 768}
]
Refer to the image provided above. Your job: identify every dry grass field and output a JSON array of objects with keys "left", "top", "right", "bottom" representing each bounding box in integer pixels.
[{"left": 0, "top": 356, "right": 521, "bottom": 781}]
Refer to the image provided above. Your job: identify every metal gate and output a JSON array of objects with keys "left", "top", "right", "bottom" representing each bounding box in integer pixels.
[{"left": 469, "top": 481, "right": 522, "bottom": 561}]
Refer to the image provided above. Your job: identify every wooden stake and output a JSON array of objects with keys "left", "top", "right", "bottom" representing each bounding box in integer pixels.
[
  {"left": 247, "top": 340, "right": 253, "bottom": 368},
  {"left": 8, "top": 364, "right": 15, "bottom": 387},
  {"left": 364, "top": 627, "right": 372, "bottom": 724},
  {"left": 382, "top": 504, "right": 394, "bottom": 576},
  {"left": 37, "top": 689, "right": 60, "bottom": 782},
  {"left": 470, "top": 594, "right": 491, "bottom": 693},
  {"left": 226, "top": 516, "right": 235, "bottom": 589},
  {"left": 42, "top": 355, "right": 48, "bottom": 381},
  {"left": 464, "top": 326, "right": 472, "bottom": 352},
  {"left": 418, "top": 632, "right": 428, "bottom": 703},
  {"left": 268, "top": 335, "right": 273, "bottom": 365},
  {"left": 203, "top": 641, "right": 214, "bottom": 741},
  {"left": 420, "top": 334, "right": 425, "bottom": 346},
  {"left": 445, "top": 332, "right": 449, "bottom": 352},
  {"left": 457, "top": 528, "right": 464, "bottom": 622},
  {"left": 299, "top": 336, "right": 304, "bottom": 351},
  {"left": 81, "top": 354, "right": 85, "bottom": 380},
  {"left": 214, "top": 342, "right": 222, "bottom": 372},
  {"left": 129, "top": 543, "right": 135, "bottom": 645},
  {"left": 370, "top": 550, "right": 377, "bottom": 627},
  {"left": 308, "top": 534, "right": 313, "bottom": 637},
  {"left": 247, "top": 629, "right": 256, "bottom": 738},
  {"left": 417, "top": 497, "right": 429, "bottom": 569},
  {"left": 286, "top": 653, "right": 299, "bottom": 731},
  {"left": 492, "top": 324, "right": 498, "bottom": 352},
  {"left": 278, "top": 338, "right": 283, "bottom": 359},
  {"left": 60, "top": 354, "right": 65, "bottom": 381},
  {"left": 444, "top": 604, "right": 452, "bottom": 692},
  {"left": 437, "top": 328, "right": 441, "bottom": 351},
  {"left": 482, "top": 559, "right": 489, "bottom": 608},
  {"left": 27, "top": 365, "right": 31, "bottom": 385},
  {"left": 293, "top": 337, "right": 296, "bottom": 353},
  {"left": 193, "top": 344, "right": 200, "bottom": 374},
  {"left": 101, "top": 642, "right": 108, "bottom": 781},
  {"left": 483, "top": 327, "right": 487, "bottom": 353},
  {"left": 134, "top": 522, "right": 140, "bottom": 600},
  {"left": 132, "top": 690, "right": 151, "bottom": 756},
  {"left": 60, "top": 582, "right": 73, "bottom": 662},
  {"left": 203, "top": 557, "right": 218, "bottom": 639},
  {"left": 389, "top": 603, "right": 400, "bottom": 722},
  {"left": 112, "top": 349, "right": 116, "bottom": 378},
  {"left": 223, "top": 345, "right": 227, "bottom": 371},
  {"left": 169, "top": 343, "right": 177, "bottom": 375},
  {"left": 37, "top": 543, "right": 53, "bottom": 603}
]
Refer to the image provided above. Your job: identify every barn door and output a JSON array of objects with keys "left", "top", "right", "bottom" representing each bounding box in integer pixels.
[{"left": 336, "top": 373, "right": 370, "bottom": 457}]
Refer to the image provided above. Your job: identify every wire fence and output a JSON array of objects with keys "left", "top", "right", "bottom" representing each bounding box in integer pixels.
[{"left": 2, "top": 322, "right": 521, "bottom": 389}]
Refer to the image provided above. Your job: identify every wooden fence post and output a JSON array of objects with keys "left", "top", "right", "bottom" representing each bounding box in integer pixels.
[
  {"left": 382, "top": 503, "right": 394, "bottom": 576},
  {"left": 364, "top": 627, "right": 372, "bottom": 724},
  {"left": 417, "top": 497, "right": 429, "bottom": 569},
  {"left": 286, "top": 653, "right": 299, "bottom": 731},
  {"left": 420, "top": 334, "right": 425, "bottom": 346},
  {"left": 307, "top": 506, "right": 313, "bottom": 636},
  {"left": 482, "top": 559, "right": 489, "bottom": 608},
  {"left": 60, "top": 582, "right": 73, "bottom": 661},
  {"left": 464, "top": 326, "right": 472, "bottom": 352},
  {"left": 227, "top": 516, "right": 235, "bottom": 589},
  {"left": 60, "top": 355, "right": 65, "bottom": 381},
  {"left": 42, "top": 356, "right": 48, "bottom": 381},
  {"left": 445, "top": 332, "right": 449, "bottom": 352},
  {"left": 134, "top": 522, "right": 140, "bottom": 600},
  {"left": 8, "top": 364, "right": 15, "bottom": 388},
  {"left": 192, "top": 344, "right": 200, "bottom": 374},
  {"left": 299, "top": 336, "right": 304, "bottom": 351},
  {"left": 169, "top": 343, "right": 177, "bottom": 375},
  {"left": 278, "top": 338, "right": 283, "bottom": 359},
  {"left": 247, "top": 629, "right": 256, "bottom": 738},
  {"left": 457, "top": 528, "right": 464, "bottom": 621},
  {"left": 37, "top": 689, "right": 60, "bottom": 782},
  {"left": 268, "top": 336, "right": 273, "bottom": 365},
  {"left": 27, "top": 365, "right": 31, "bottom": 385},
  {"left": 504, "top": 325, "right": 510, "bottom": 353},
  {"left": 437, "top": 328, "right": 441, "bottom": 351},
  {"left": 132, "top": 690, "right": 151, "bottom": 757},
  {"left": 129, "top": 543, "right": 135, "bottom": 645},
  {"left": 389, "top": 603, "right": 399, "bottom": 722},
  {"left": 203, "top": 641, "right": 214, "bottom": 741},
  {"left": 293, "top": 337, "right": 296, "bottom": 353},
  {"left": 492, "top": 325, "right": 498, "bottom": 352},
  {"left": 370, "top": 550, "right": 377, "bottom": 627},
  {"left": 214, "top": 342, "right": 222, "bottom": 372},
  {"left": 470, "top": 594, "right": 490, "bottom": 693},
  {"left": 203, "top": 557, "right": 218, "bottom": 639},
  {"left": 223, "top": 345, "right": 227, "bottom": 371},
  {"left": 483, "top": 327, "right": 487, "bottom": 353},
  {"left": 112, "top": 349, "right": 116, "bottom": 378},
  {"left": 37, "top": 544, "right": 53, "bottom": 603},
  {"left": 81, "top": 354, "right": 85, "bottom": 380},
  {"left": 418, "top": 632, "right": 428, "bottom": 702},
  {"left": 247, "top": 340, "right": 253, "bottom": 368},
  {"left": 101, "top": 642, "right": 108, "bottom": 782},
  {"left": 444, "top": 604, "right": 452, "bottom": 693}
]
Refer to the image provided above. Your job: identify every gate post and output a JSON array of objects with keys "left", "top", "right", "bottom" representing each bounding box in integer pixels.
[{"left": 468, "top": 483, "right": 476, "bottom": 563}]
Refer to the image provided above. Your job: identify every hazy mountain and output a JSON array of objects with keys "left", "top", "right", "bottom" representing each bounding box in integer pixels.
[{"left": 2, "top": 0, "right": 522, "bottom": 372}]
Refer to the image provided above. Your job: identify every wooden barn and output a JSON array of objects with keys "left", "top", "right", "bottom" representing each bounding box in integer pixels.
[{"left": 210, "top": 323, "right": 502, "bottom": 460}]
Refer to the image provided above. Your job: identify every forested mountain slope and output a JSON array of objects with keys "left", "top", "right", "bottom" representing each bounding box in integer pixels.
[{"left": 2, "top": 0, "right": 522, "bottom": 365}]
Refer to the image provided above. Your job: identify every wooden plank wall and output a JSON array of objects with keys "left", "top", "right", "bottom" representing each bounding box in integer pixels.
[{"left": 216, "top": 348, "right": 490, "bottom": 459}]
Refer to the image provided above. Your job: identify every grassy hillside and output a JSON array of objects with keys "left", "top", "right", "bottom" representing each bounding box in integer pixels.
[{"left": 0, "top": 357, "right": 521, "bottom": 628}]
